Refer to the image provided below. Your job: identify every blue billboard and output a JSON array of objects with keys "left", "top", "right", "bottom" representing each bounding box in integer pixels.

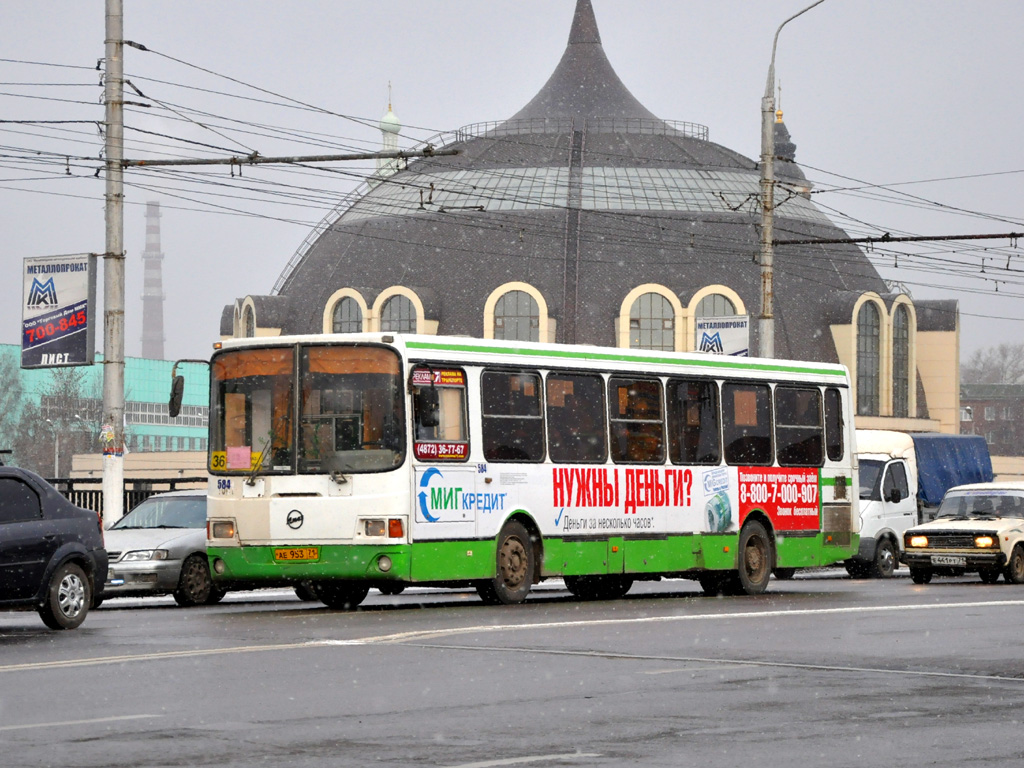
[{"left": 21, "top": 254, "right": 97, "bottom": 368}]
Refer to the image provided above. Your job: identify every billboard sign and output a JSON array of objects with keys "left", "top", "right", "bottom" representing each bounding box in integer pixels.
[
  {"left": 21, "top": 254, "right": 97, "bottom": 368},
  {"left": 695, "top": 315, "right": 750, "bottom": 357}
]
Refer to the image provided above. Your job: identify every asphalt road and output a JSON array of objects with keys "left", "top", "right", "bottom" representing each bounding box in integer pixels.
[{"left": 2, "top": 569, "right": 1023, "bottom": 768}]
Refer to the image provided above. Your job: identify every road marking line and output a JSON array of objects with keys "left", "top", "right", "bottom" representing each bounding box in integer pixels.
[
  {"left": 442, "top": 754, "right": 602, "bottom": 768},
  {"left": 0, "top": 714, "right": 159, "bottom": 732},
  {"left": 318, "top": 598, "right": 1024, "bottom": 646},
  {"left": 408, "top": 642, "right": 1024, "bottom": 684},
  {"left": 3, "top": 599, "right": 1023, "bottom": 674}
]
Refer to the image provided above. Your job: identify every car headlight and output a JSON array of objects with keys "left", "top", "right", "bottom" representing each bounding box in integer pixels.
[
  {"left": 908, "top": 535, "right": 929, "bottom": 548},
  {"left": 975, "top": 536, "right": 996, "bottom": 548},
  {"left": 121, "top": 549, "right": 169, "bottom": 562}
]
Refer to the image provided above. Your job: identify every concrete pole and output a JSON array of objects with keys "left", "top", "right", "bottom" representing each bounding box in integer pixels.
[
  {"left": 758, "top": 0, "right": 826, "bottom": 360},
  {"left": 102, "top": 0, "right": 126, "bottom": 524}
]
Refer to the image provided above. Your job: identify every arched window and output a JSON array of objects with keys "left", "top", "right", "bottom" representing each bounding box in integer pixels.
[
  {"left": 892, "top": 305, "right": 910, "bottom": 418},
  {"left": 629, "top": 293, "right": 674, "bottom": 351},
  {"left": 695, "top": 293, "right": 737, "bottom": 318},
  {"left": 493, "top": 290, "right": 539, "bottom": 342},
  {"left": 332, "top": 297, "right": 363, "bottom": 334},
  {"left": 380, "top": 295, "right": 416, "bottom": 333},
  {"left": 857, "top": 302, "right": 881, "bottom": 416},
  {"left": 242, "top": 305, "right": 255, "bottom": 338}
]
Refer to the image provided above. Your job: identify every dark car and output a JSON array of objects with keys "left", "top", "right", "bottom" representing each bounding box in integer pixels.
[{"left": 0, "top": 466, "right": 107, "bottom": 629}]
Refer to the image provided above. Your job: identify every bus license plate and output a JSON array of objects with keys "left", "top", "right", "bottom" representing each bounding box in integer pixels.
[
  {"left": 274, "top": 547, "right": 320, "bottom": 562},
  {"left": 931, "top": 554, "right": 966, "bottom": 567}
]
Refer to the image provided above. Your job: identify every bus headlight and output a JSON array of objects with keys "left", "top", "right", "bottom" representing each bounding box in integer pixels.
[
  {"left": 377, "top": 555, "right": 393, "bottom": 573},
  {"left": 908, "top": 535, "right": 929, "bottom": 548},
  {"left": 975, "top": 536, "right": 996, "bottom": 548},
  {"left": 364, "top": 519, "right": 386, "bottom": 537},
  {"left": 210, "top": 520, "right": 236, "bottom": 539}
]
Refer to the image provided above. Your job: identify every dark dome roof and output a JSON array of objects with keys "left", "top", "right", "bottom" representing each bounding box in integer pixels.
[{"left": 257, "top": 0, "right": 889, "bottom": 364}]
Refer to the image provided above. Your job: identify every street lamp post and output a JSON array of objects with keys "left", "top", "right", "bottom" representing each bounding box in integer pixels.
[
  {"left": 45, "top": 419, "right": 59, "bottom": 478},
  {"left": 759, "top": 0, "right": 826, "bottom": 359}
]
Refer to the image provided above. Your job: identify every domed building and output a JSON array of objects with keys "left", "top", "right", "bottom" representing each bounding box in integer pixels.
[{"left": 224, "top": 0, "right": 959, "bottom": 433}]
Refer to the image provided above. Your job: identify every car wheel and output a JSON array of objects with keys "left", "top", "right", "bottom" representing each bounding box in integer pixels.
[
  {"left": 736, "top": 520, "right": 772, "bottom": 595},
  {"left": 698, "top": 574, "right": 727, "bottom": 596},
  {"left": 910, "top": 566, "right": 933, "bottom": 585},
  {"left": 294, "top": 581, "right": 319, "bottom": 601},
  {"left": 979, "top": 567, "right": 1002, "bottom": 584},
  {"left": 38, "top": 562, "right": 91, "bottom": 630},
  {"left": 1004, "top": 545, "right": 1024, "bottom": 584},
  {"left": 869, "top": 539, "right": 897, "bottom": 579},
  {"left": 377, "top": 583, "right": 406, "bottom": 596},
  {"left": 313, "top": 581, "right": 370, "bottom": 610},
  {"left": 476, "top": 520, "right": 535, "bottom": 605},
  {"left": 845, "top": 560, "right": 869, "bottom": 579},
  {"left": 173, "top": 554, "right": 214, "bottom": 606},
  {"left": 772, "top": 568, "right": 797, "bottom": 580},
  {"left": 204, "top": 587, "right": 227, "bottom": 605}
]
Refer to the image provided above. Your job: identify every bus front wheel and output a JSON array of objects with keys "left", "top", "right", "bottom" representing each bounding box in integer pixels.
[
  {"left": 313, "top": 581, "right": 370, "bottom": 610},
  {"left": 736, "top": 520, "right": 772, "bottom": 595},
  {"left": 477, "top": 520, "right": 534, "bottom": 605}
]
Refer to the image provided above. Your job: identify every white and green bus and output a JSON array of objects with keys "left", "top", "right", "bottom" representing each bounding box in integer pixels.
[{"left": 185, "top": 333, "right": 858, "bottom": 608}]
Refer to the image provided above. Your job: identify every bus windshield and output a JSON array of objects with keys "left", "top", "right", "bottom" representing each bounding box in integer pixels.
[
  {"left": 297, "top": 345, "right": 404, "bottom": 474},
  {"left": 210, "top": 344, "right": 404, "bottom": 475},
  {"left": 211, "top": 347, "right": 295, "bottom": 473}
]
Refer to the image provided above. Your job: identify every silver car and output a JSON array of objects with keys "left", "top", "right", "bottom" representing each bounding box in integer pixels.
[{"left": 102, "top": 491, "right": 224, "bottom": 606}]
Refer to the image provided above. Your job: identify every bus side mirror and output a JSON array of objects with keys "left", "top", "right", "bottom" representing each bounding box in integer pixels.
[
  {"left": 169, "top": 375, "right": 185, "bottom": 418},
  {"left": 415, "top": 388, "right": 440, "bottom": 428}
]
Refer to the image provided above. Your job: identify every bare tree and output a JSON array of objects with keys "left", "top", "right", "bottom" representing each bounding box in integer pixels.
[{"left": 962, "top": 343, "right": 1024, "bottom": 385}]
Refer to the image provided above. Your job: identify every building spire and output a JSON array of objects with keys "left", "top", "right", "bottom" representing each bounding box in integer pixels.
[
  {"left": 568, "top": 0, "right": 601, "bottom": 44},
  {"left": 508, "top": 0, "right": 659, "bottom": 123}
]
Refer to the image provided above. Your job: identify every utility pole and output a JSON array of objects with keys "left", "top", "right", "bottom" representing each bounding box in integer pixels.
[
  {"left": 759, "top": 0, "right": 826, "bottom": 359},
  {"left": 102, "top": 0, "right": 126, "bottom": 524}
]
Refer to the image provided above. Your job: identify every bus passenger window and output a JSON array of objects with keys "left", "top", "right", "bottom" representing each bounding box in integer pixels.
[
  {"left": 481, "top": 371, "right": 544, "bottom": 462},
  {"left": 667, "top": 379, "right": 720, "bottom": 465},
  {"left": 546, "top": 374, "right": 607, "bottom": 463},
  {"left": 774, "top": 387, "right": 824, "bottom": 466},
  {"left": 722, "top": 382, "right": 772, "bottom": 466},
  {"left": 824, "top": 388, "right": 844, "bottom": 461},
  {"left": 411, "top": 367, "right": 469, "bottom": 462},
  {"left": 608, "top": 378, "right": 664, "bottom": 464}
]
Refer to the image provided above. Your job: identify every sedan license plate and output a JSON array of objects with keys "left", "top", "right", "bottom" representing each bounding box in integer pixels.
[
  {"left": 931, "top": 554, "right": 967, "bottom": 567},
  {"left": 274, "top": 547, "right": 320, "bottom": 562}
]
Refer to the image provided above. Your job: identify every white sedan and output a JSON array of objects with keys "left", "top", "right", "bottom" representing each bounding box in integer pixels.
[{"left": 901, "top": 481, "right": 1024, "bottom": 585}]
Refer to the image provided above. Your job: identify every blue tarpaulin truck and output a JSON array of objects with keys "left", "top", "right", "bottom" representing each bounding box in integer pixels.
[{"left": 850, "top": 431, "right": 994, "bottom": 578}]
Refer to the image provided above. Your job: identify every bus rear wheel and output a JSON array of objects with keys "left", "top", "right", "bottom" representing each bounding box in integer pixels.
[
  {"left": 736, "top": 520, "right": 772, "bottom": 595},
  {"left": 313, "top": 581, "right": 370, "bottom": 610},
  {"left": 477, "top": 520, "right": 534, "bottom": 605}
]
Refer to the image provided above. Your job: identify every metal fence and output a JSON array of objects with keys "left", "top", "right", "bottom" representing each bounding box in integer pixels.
[{"left": 49, "top": 477, "right": 208, "bottom": 517}]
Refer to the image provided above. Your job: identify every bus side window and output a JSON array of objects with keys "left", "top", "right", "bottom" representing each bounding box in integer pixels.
[
  {"left": 608, "top": 378, "right": 664, "bottom": 464},
  {"left": 722, "top": 382, "right": 772, "bottom": 466},
  {"left": 411, "top": 367, "right": 468, "bottom": 461},
  {"left": 824, "top": 387, "right": 844, "bottom": 461},
  {"left": 667, "top": 379, "right": 720, "bottom": 465},
  {"left": 481, "top": 370, "right": 545, "bottom": 462},
  {"left": 546, "top": 373, "right": 607, "bottom": 463},
  {"left": 774, "top": 386, "right": 823, "bottom": 467}
]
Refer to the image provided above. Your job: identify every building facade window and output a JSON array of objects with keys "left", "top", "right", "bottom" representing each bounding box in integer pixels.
[
  {"left": 332, "top": 297, "right": 363, "bottom": 334},
  {"left": 892, "top": 304, "right": 910, "bottom": 418},
  {"left": 493, "top": 290, "right": 539, "bottom": 342},
  {"left": 242, "top": 305, "right": 255, "bottom": 338},
  {"left": 985, "top": 406, "right": 996, "bottom": 420},
  {"left": 857, "top": 302, "right": 881, "bottom": 416},
  {"left": 629, "top": 292, "right": 675, "bottom": 351},
  {"left": 380, "top": 295, "right": 416, "bottom": 333},
  {"left": 695, "top": 293, "right": 737, "bottom": 318}
]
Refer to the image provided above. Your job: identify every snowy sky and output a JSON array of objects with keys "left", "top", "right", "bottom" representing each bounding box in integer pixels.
[{"left": 3, "top": 0, "right": 1022, "bottom": 363}]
